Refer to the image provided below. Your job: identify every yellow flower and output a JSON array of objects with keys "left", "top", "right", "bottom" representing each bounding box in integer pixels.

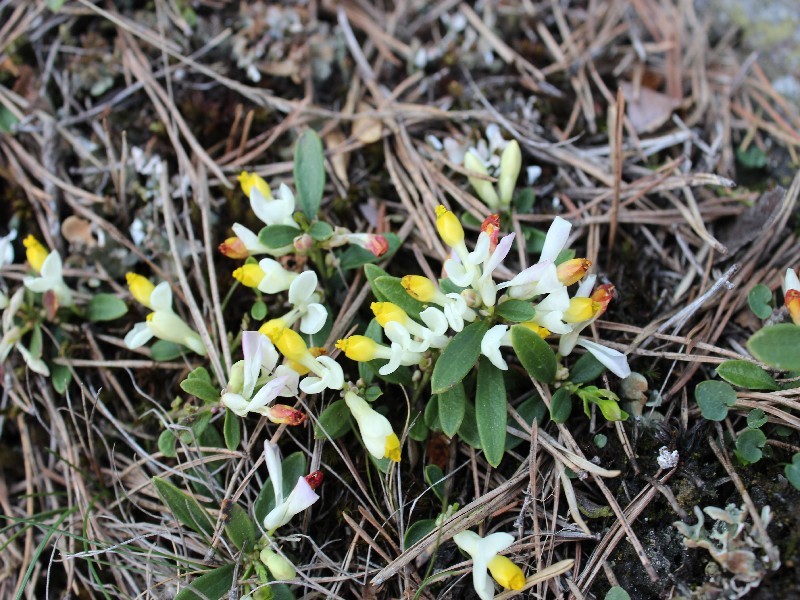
[
  {"left": 126, "top": 272, "right": 155, "bottom": 308},
  {"left": 435, "top": 205, "right": 465, "bottom": 247},
  {"left": 371, "top": 302, "right": 408, "bottom": 327},
  {"left": 233, "top": 264, "right": 266, "bottom": 288},
  {"left": 335, "top": 336, "right": 379, "bottom": 362},
  {"left": 487, "top": 555, "right": 526, "bottom": 590},
  {"left": 556, "top": 258, "right": 592, "bottom": 286},
  {"left": 563, "top": 297, "right": 597, "bottom": 323},
  {"left": 520, "top": 322, "right": 550, "bottom": 338},
  {"left": 401, "top": 275, "right": 438, "bottom": 302},
  {"left": 23, "top": 235, "right": 48, "bottom": 274},
  {"left": 238, "top": 171, "right": 272, "bottom": 199}
]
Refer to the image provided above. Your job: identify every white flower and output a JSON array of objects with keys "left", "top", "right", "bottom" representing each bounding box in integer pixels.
[
  {"left": 557, "top": 275, "right": 598, "bottom": 356},
  {"left": 575, "top": 339, "right": 631, "bottom": 379},
  {"left": 221, "top": 331, "right": 298, "bottom": 417},
  {"left": 411, "top": 307, "right": 450, "bottom": 351},
  {"left": 262, "top": 441, "right": 320, "bottom": 532},
  {"left": 257, "top": 258, "right": 299, "bottom": 294},
  {"left": 440, "top": 292, "right": 476, "bottom": 332},
  {"left": 452, "top": 530, "right": 526, "bottom": 600},
  {"left": 378, "top": 322, "right": 424, "bottom": 375},
  {"left": 497, "top": 216, "right": 572, "bottom": 299},
  {"left": 299, "top": 355, "right": 344, "bottom": 394},
  {"left": 343, "top": 391, "right": 401, "bottom": 462},
  {"left": 124, "top": 282, "right": 207, "bottom": 355},
  {"left": 0, "top": 289, "right": 50, "bottom": 376},
  {"left": 286, "top": 271, "right": 327, "bottom": 335},
  {"left": 530, "top": 287, "right": 572, "bottom": 335},
  {"left": 252, "top": 183, "right": 298, "bottom": 228},
  {"left": 23, "top": 250, "right": 73, "bottom": 307},
  {"left": 481, "top": 324, "right": 510, "bottom": 371}
]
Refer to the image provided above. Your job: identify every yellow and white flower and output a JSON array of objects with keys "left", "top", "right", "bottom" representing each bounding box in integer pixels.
[
  {"left": 124, "top": 274, "right": 206, "bottom": 355},
  {"left": 22, "top": 236, "right": 73, "bottom": 307},
  {"left": 336, "top": 322, "right": 424, "bottom": 375},
  {"left": 232, "top": 258, "right": 298, "bottom": 294},
  {"left": 221, "top": 331, "right": 299, "bottom": 419},
  {"left": 783, "top": 268, "right": 800, "bottom": 325},
  {"left": 371, "top": 302, "right": 449, "bottom": 351},
  {"left": 262, "top": 441, "right": 322, "bottom": 533},
  {"left": 452, "top": 529, "right": 526, "bottom": 600},
  {"left": 401, "top": 275, "right": 476, "bottom": 332},
  {"left": 343, "top": 391, "right": 401, "bottom": 462},
  {"left": 284, "top": 271, "right": 327, "bottom": 335}
]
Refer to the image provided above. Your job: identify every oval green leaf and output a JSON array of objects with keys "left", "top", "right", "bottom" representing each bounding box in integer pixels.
[
  {"left": 716, "top": 360, "right": 779, "bottom": 390},
  {"left": 476, "top": 360, "right": 507, "bottom": 467},
  {"left": 152, "top": 477, "right": 214, "bottom": 537},
  {"left": 224, "top": 503, "right": 257, "bottom": 551},
  {"left": 403, "top": 519, "right": 436, "bottom": 550},
  {"left": 431, "top": 321, "right": 489, "bottom": 395},
  {"left": 424, "top": 464, "right": 446, "bottom": 503},
  {"left": 695, "top": 380, "right": 737, "bottom": 421},
  {"left": 87, "top": 293, "right": 128, "bottom": 321},
  {"left": 294, "top": 129, "right": 325, "bottom": 219},
  {"left": 735, "top": 428, "right": 767, "bottom": 464},
  {"left": 747, "top": 324, "right": 800, "bottom": 371},
  {"left": 223, "top": 409, "right": 241, "bottom": 451},
  {"left": 569, "top": 353, "right": 607, "bottom": 384},
  {"left": 747, "top": 284, "right": 773, "bottom": 319},
  {"left": 314, "top": 399, "right": 353, "bottom": 440},
  {"left": 175, "top": 563, "right": 235, "bottom": 600},
  {"left": 458, "top": 400, "right": 482, "bottom": 449},
  {"left": 438, "top": 382, "right": 466, "bottom": 438},
  {"left": 495, "top": 299, "right": 536, "bottom": 322},
  {"left": 550, "top": 387, "right": 573, "bottom": 423},
  {"left": 258, "top": 224, "right": 300, "bottom": 249},
  {"left": 511, "top": 325, "right": 557, "bottom": 383}
]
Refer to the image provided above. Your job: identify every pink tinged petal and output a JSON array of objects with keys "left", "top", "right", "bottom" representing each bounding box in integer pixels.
[
  {"left": 299, "top": 303, "right": 327, "bottom": 334},
  {"left": 498, "top": 261, "right": 550, "bottom": 290},
  {"left": 289, "top": 271, "right": 318, "bottom": 305},
  {"left": 263, "top": 441, "right": 284, "bottom": 504},
  {"left": 263, "top": 477, "right": 319, "bottom": 531},
  {"left": 241, "top": 331, "right": 263, "bottom": 398},
  {"left": 577, "top": 339, "right": 631, "bottom": 378},
  {"left": 575, "top": 274, "right": 597, "bottom": 298},
  {"left": 483, "top": 233, "right": 515, "bottom": 276},
  {"left": 481, "top": 325, "right": 509, "bottom": 371},
  {"left": 784, "top": 268, "right": 800, "bottom": 295},
  {"left": 249, "top": 375, "right": 290, "bottom": 413},
  {"left": 124, "top": 321, "right": 154, "bottom": 349},
  {"left": 540, "top": 216, "right": 572, "bottom": 263},
  {"left": 149, "top": 282, "right": 173, "bottom": 312}
]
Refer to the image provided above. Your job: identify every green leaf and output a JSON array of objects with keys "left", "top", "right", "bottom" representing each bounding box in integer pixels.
[
  {"left": 748, "top": 284, "right": 773, "bottom": 319},
  {"left": 408, "top": 412, "right": 429, "bottom": 441},
  {"left": 223, "top": 409, "right": 241, "bottom": 451},
  {"left": 87, "top": 293, "right": 128, "bottom": 321},
  {"left": 294, "top": 129, "right": 325, "bottom": 219},
  {"left": 180, "top": 368, "right": 220, "bottom": 403},
  {"left": 550, "top": 387, "right": 573, "bottom": 423},
  {"left": 158, "top": 430, "right": 177, "bottom": 458},
  {"left": 0, "top": 104, "right": 19, "bottom": 133},
  {"left": 178, "top": 410, "right": 213, "bottom": 444},
  {"left": 736, "top": 145, "right": 767, "bottom": 169},
  {"left": 439, "top": 278, "right": 464, "bottom": 295},
  {"left": 314, "top": 399, "right": 353, "bottom": 440},
  {"left": 476, "top": 360, "right": 507, "bottom": 467},
  {"left": 594, "top": 434, "right": 608, "bottom": 448},
  {"left": 569, "top": 353, "right": 607, "bottom": 384},
  {"left": 339, "top": 233, "right": 400, "bottom": 270},
  {"left": 254, "top": 451, "right": 308, "bottom": 524},
  {"left": 438, "top": 383, "right": 466, "bottom": 438},
  {"left": 174, "top": 563, "right": 235, "bottom": 600},
  {"left": 258, "top": 225, "right": 300, "bottom": 249},
  {"left": 251, "top": 300, "right": 267, "bottom": 321},
  {"left": 716, "top": 360, "right": 779, "bottom": 390},
  {"left": 511, "top": 325, "right": 556, "bottom": 383},
  {"left": 785, "top": 453, "right": 800, "bottom": 490},
  {"left": 605, "top": 586, "right": 631, "bottom": 600},
  {"left": 224, "top": 503, "right": 257, "bottom": 550},
  {"left": 495, "top": 299, "right": 536, "bottom": 322},
  {"left": 513, "top": 188, "right": 535, "bottom": 213},
  {"left": 424, "top": 395, "right": 441, "bottom": 431},
  {"left": 695, "top": 380, "right": 737, "bottom": 421},
  {"left": 364, "top": 264, "right": 390, "bottom": 301},
  {"left": 403, "top": 519, "right": 437, "bottom": 550},
  {"left": 152, "top": 477, "right": 214, "bottom": 537},
  {"left": 748, "top": 324, "right": 800, "bottom": 371},
  {"left": 424, "top": 464, "right": 446, "bottom": 503},
  {"left": 431, "top": 321, "right": 488, "bottom": 394},
  {"left": 458, "top": 400, "right": 482, "bottom": 449},
  {"left": 308, "top": 221, "right": 334, "bottom": 241},
  {"left": 150, "top": 340, "right": 183, "bottom": 361},
  {"left": 735, "top": 428, "right": 767, "bottom": 464},
  {"left": 52, "top": 364, "right": 72, "bottom": 394},
  {"left": 747, "top": 408, "right": 768, "bottom": 429},
  {"left": 373, "top": 276, "right": 426, "bottom": 318}
]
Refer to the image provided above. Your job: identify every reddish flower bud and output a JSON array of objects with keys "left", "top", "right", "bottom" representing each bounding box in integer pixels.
[
  {"left": 481, "top": 214, "right": 501, "bottom": 252},
  {"left": 267, "top": 405, "right": 307, "bottom": 426},
  {"left": 590, "top": 284, "right": 615, "bottom": 318},
  {"left": 218, "top": 236, "right": 248, "bottom": 259},
  {"left": 304, "top": 470, "right": 324, "bottom": 489},
  {"left": 786, "top": 289, "right": 800, "bottom": 325},
  {"left": 368, "top": 234, "right": 390, "bottom": 257}
]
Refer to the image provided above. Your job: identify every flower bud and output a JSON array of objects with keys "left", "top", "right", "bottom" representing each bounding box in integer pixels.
[
  {"left": 481, "top": 214, "right": 500, "bottom": 252},
  {"left": 563, "top": 297, "right": 596, "bottom": 323},
  {"left": 23, "top": 235, "right": 48, "bottom": 274},
  {"left": 590, "top": 284, "right": 615, "bottom": 318},
  {"left": 267, "top": 404, "right": 307, "bottom": 426},
  {"left": 335, "top": 336, "right": 379, "bottom": 362},
  {"left": 557, "top": 258, "right": 591, "bottom": 286},
  {"left": 464, "top": 151, "right": 500, "bottom": 209},
  {"left": 488, "top": 554, "right": 526, "bottom": 590},
  {"left": 259, "top": 549, "right": 295, "bottom": 581},
  {"left": 498, "top": 140, "right": 522, "bottom": 208},
  {"left": 126, "top": 272, "right": 155, "bottom": 308},
  {"left": 786, "top": 289, "right": 800, "bottom": 325},
  {"left": 218, "top": 236, "right": 249, "bottom": 259},
  {"left": 304, "top": 470, "right": 324, "bottom": 489},
  {"left": 435, "top": 205, "right": 465, "bottom": 247},
  {"left": 238, "top": 171, "right": 272, "bottom": 199},
  {"left": 293, "top": 233, "right": 314, "bottom": 254},
  {"left": 371, "top": 302, "right": 408, "bottom": 327},
  {"left": 232, "top": 264, "right": 266, "bottom": 288}
]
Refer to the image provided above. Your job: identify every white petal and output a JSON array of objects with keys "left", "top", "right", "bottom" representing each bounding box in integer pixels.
[
  {"left": 529, "top": 263, "right": 563, "bottom": 296},
  {"left": 23, "top": 276, "right": 55, "bottom": 293},
  {"left": 472, "top": 559, "right": 495, "bottom": 600},
  {"left": 444, "top": 258, "right": 474, "bottom": 288},
  {"left": 124, "top": 321, "right": 154, "bottom": 349},
  {"left": 481, "top": 325, "right": 509, "bottom": 370},
  {"left": 221, "top": 392, "right": 249, "bottom": 417},
  {"left": 17, "top": 344, "right": 50, "bottom": 376},
  {"left": 577, "top": 339, "right": 631, "bottom": 378},
  {"left": 39, "top": 251, "right": 63, "bottom": 280},
  {"left": 575, "top": 274, "right": 597, "bottom": 298},
  {"left": 260, "top": 336, "right": 280, "bottom": 374},
  {"left": 299, "top": 303, "right": 327, "bottom": 335},
  {"left": 316, "top": 355, "right": 344, "bottom": 389},
  {"left": 257, "top": 259, "right": 296, "bottom": 294},
  {"left": 249, "top": 186, "right": 273, "bottom": 225},
  {"left": 241, "top": 331, "right": 262, "bottom": 398},
  {"left": 263, "top": 441, "right": 283, "bottom": 505},
  {"left": 475, "top": 531, "right": 515, "bottom": 560},
  {"left": 536, "top": 311, "right": 572, "bottom": 334},
  {"left": 498, "top": 261, "right": 549, "bottom": 290},
  {"left": 537, "top": 287, "right": 570, "bottom": 312},
  {"left": 558, "top": 329, "right": 580, "bottom": 356},
  {"left": 483, "top": 232, "right": 515, "bottom": 276},
  {"left": 784, "top": 268, "right": 800, "bottom": 295},
  {"left": 344, "top": 392, "right": 394, "bottom": 459},
  {"left": 384, "top": 321, "right": 412, "bottom": 347},
  {"left": 264, "top": 476, "right": 319, "bottom": 531},
  {"left": 453, "top": 530, "right": 482, "bottom": 557},
  {"left": 274, "top": 365, "right": 300, "bottom": 397},
  {"left": 289, "top": 271, "right": 318, "bottom": 306},
  {"left": 249, "top": 376, "right": 290, "bottom": 413},
  {"left": 232, "top": 223, "right": 271, "bottom": 254},
  {"left": 298, "top": 375, "right": 324, "bottom": 395},
  {"left": 540, "top": 216, "right": 571, "bottom": 263},
  {"left": 469, "top": 232, "right": 491, "bottom": 265},
  {"left": 378, "top": 351, "right": 403, "bottom": 375},
  {"left": 420, "top": 307, "right": 448, "bottom": 335},
  {"left": 149, "top": 282, "right": 173, "bottom": 312}
]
